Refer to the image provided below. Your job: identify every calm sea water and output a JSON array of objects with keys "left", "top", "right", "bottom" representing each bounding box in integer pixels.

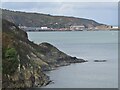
[{"left": 27, "top": 31, "right": 118, "bottom": 88}]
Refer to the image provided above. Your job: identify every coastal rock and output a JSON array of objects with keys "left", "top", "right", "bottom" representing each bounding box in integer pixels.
[
  {"left": 2, "top": 19, "right": 86, "bottom": 88},
  {"left": 94, "top": 60, "right": 107, "bottom": 62}
]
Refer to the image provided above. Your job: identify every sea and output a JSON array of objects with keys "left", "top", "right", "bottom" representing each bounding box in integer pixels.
[{"left": 27, "top": 31, "right": 118, "bottom": 88}]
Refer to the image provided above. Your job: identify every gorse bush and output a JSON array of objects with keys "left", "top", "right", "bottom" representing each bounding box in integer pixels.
[
  {"left": 5, "top": 48, "right": 17, "bottom": 58},
  {"left": 3, "top": 48, "right": 19, "bottom": 75}
]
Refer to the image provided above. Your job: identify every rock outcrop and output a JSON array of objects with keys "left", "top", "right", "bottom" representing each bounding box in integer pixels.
[
  {"left": 94, "top": 60, "right": 107, "bottom": 62},
  {"left": 2, "top": 19, "right": 86, "bottom": 88}
]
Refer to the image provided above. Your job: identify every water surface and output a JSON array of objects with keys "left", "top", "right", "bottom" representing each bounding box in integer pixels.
[{"left": 28, "top": 31, "right": 118, "bottom": 88}]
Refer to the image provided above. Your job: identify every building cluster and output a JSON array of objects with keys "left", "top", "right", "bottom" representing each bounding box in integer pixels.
[
  {"left": 18, "top": 26, "right": 70, "bottom": 31},
  {"left": 70, "top": 25, "right": 85, "bottom": 30},
  {"left": 18, "top": 26, "right": 49, "bottom": 31},
  {"left": 19, "top": 25, "right": 87, "bottom": 31},
  {"left": 18, "top": 25, "right": 118, "bottom": 32}
]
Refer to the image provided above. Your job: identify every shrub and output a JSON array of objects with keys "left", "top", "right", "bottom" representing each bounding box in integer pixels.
[{"left": 3, "top": 48, "right": 19, "bottom": 75}]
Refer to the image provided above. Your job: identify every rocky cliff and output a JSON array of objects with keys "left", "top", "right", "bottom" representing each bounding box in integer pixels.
[{"left": 2, "top": 19, "right": 86, "bottom": 88}]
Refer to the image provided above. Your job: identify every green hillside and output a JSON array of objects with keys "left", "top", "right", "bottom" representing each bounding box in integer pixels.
[{"left": 2, "top": 9, "right": 106, "bottom": 29}]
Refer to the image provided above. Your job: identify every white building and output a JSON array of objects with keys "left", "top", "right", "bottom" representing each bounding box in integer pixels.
[
  {"left": 18, "top": 26, "right": 27, "bottom": 29},
  {"left": 70, "top": 25, "right": 85, "bottom": 30},
  {"left": 112, "top": 26, "right": 118, "bottom": 29},
  {"left": 41, "top": 27, "right": 48, "bottom": 30}
]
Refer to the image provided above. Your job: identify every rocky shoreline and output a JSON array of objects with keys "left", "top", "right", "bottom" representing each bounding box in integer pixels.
[{"left": 2, "top": 19, "right": 87, "bottom": 89}]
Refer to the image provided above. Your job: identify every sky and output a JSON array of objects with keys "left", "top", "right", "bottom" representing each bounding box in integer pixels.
[{"left": 1, "top": 1, "right": 118, "bottom": 26}]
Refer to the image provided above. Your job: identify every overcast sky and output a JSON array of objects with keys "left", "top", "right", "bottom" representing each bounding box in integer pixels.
[{"left": 1, "top": 2, "right": 118, "bottom": 25}]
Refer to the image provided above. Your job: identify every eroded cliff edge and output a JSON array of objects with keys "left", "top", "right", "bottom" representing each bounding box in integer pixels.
[{"left": 2, "top": 19, "right": 86, "bottom": 88}]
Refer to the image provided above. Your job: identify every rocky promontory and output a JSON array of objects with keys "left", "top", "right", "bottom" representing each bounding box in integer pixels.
[{"left": 2, "top": 19, "right": 86, "bottom": 89}]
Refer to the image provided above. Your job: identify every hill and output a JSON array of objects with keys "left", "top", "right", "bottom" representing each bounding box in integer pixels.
[
  {"left": 2, "top": 9, "right": 111, "bottom": 29},
  {"left": 2, "top": 19, "right": 86, "bottom": 88}
]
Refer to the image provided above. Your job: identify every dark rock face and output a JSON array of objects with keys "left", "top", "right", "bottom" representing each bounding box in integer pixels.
[{"left": 2, "top": 19, "right": 86, "bottom": 88}]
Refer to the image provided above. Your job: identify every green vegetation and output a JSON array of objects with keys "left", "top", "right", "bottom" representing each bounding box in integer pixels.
[
  {"left": 3, "top": 48, "right": 19, "bottom": 75},
  {"left": 2, "top": 9, "right": 103, "bottom": 28},
  {"left": 2, "top": 19, "right": 53, "bottom": 88},
  {"left": 2, "top": 19, "right": 85, "bottom": 88}
]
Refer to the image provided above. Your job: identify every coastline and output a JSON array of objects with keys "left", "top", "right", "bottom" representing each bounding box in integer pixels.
[
  {"left": 20, "top": 28, "right": 119, "bottom": 32},
  {"left": 2, "top": 19, "right": 87, "bottom": 88}
]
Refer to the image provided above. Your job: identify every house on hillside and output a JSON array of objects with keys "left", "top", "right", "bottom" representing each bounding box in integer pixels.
[
  {"left": 70, "top": 25, "right": 85, "bottom": 31},
  {"left": 41, "top": 27, "right": 48, "bottom": 30}
]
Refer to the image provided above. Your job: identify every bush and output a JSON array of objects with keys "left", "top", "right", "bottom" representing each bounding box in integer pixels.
[{"left": 3, "top": 48, "right": 19, "bottom": 75}]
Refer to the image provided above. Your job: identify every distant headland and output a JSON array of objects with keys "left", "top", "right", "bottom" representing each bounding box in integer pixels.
[{"left": 2, "top": 9, "right": 119, "bottom": 31}]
